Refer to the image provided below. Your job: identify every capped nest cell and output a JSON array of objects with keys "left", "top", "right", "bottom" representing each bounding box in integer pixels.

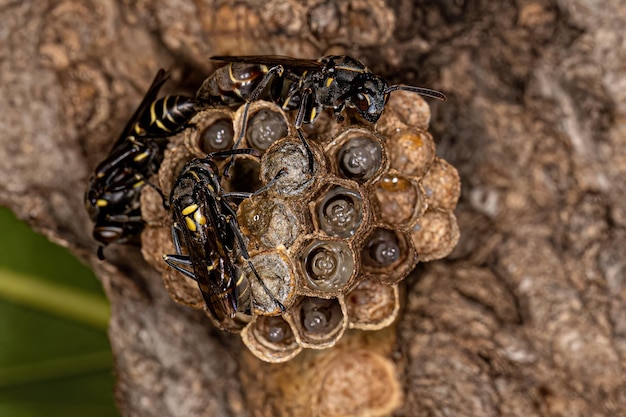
[{"left": 141, "top": 91, "right": 460, "bottom": 362}]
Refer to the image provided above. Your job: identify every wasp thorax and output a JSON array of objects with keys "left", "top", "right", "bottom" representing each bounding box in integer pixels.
[
  {"left": 315, "top": 186, "right": 364, "bottom": 238},
  {"left": 200, "top": 119, "right": 234, "bottom": 153},
  {"left": 247, "top": 108, "right": 289, "bottom": 151},
  {"left": 336, "top": 135, "right": 383, "bottom": 183},
  {"left": 300, "top": 239, "right": 355, "bottom": 294},
  {"left": 290, "top": 297, "right": 346, "bottom": 348}
]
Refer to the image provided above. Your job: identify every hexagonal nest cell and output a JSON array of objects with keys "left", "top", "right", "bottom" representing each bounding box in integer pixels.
[{"left": 141, "top": 91, "right": 460, "bottom": 362}]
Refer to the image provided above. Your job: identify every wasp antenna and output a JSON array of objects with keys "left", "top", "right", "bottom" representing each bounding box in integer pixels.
[{"left": 385, "top": 84, "right": 447, "bottom": 101}]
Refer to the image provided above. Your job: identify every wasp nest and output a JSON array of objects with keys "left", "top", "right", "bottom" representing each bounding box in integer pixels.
[{"left": 141, "top": 92, "right": 460, "bottom": 362}]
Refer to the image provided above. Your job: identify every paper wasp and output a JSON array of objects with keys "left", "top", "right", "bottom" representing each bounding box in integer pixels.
[
  {"left": 196, "top": 55, "right": 446, "bottom": 172},
  {"left": 163, "top": 150, "right": 285, "bottom": 328},
  {"left": 85, "top": 69, "right": 196, "bottom": 259}
]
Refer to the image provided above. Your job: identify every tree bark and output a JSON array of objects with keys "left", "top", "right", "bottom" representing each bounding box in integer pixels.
[{"left": 1, "top": 1, "right": 624, "bottom": 416}]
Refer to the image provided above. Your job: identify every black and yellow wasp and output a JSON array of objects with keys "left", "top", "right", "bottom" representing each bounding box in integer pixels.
[
  {"left": 163, "top": 150, "right": 285, "bottom": 329},
  {"left": 85, "top": 69, "right": 196, "bottom": 259},
  {"left": 195, "top": 55, "right": 447, "bottom": 170}
]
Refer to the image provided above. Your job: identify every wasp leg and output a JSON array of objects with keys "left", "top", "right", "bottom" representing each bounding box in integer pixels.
[
  {"left": 163, "top": 253, "right": 197, "bottom": 281},
  {"left": 207, "top": 147, "right": 260, "bottom": 177},
  {"left": 224, "top": 65, "right": 286, "bottom": 177},
  {"left": 164, "top": 223, "right": 196, "bottom": 278},
  {"left": 292, "top": 88, "right": 316, "bottom": 174},
  {"left": 222, "top": 167, "right": 286, "bottom": 200},
  {"left": 248, "top": 65, "right": 285, "bottom": 101},
  {"left": 170, "top": 223, "right": 185, "bottom": 255},
  {"left": 222, "top": 103, "right": 252, "bottom": 178},
  {"left": 222, "top": 191, "right": 253, "bottom": 200},
  {"left": 333, "top": 102, "right": 346, "bottom": 123},
  {"left": 141, "top": 176, "right": 169, "bottom": 210},
  {"left": 222, "top": 204, "right": 286, "bottom": 312},
  {"left": 95, "top": 140, "right": 143, "bottom": 179},
  {"left": 207, "top": 148, "right": 262, "bottom": 160}
]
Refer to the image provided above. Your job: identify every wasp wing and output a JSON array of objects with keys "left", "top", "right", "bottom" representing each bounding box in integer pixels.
[
  {"left": 211, "top": 55, "right": 324, "bottom": 72},
  {"left": 111, "top": 69, "right": 170, "bottom": 150},
  {"left": 171, "top": 168, "right": 241, "bottom": 322}
]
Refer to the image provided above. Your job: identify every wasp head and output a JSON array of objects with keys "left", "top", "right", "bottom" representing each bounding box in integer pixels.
[{"left": 346, "top": 74, "right": 388, "bottom": 124}]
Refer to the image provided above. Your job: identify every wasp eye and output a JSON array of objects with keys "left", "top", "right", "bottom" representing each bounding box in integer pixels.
[{"left": 353, "top": 93, "right": 370, "bottom": 112}]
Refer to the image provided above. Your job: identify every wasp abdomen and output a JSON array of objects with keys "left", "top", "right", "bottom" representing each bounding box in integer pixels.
[
  {"left": 196, "top": 63, "right": 269, "bottom": 106},
  {"left": 134, "top": 95, "right": 196, "bottom": 136}
]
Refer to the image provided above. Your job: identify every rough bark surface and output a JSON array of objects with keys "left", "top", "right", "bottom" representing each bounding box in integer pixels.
[{"left": 1, "top": 1, "right": 624, "bottom": 416}]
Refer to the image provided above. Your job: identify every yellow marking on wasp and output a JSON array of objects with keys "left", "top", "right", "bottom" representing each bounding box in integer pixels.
[
  {"left": 184, "top": 216, "right": 197, "bottom": 232},
  {"left": 182, "top": 204, "right": 198, "bottom": 216},
  {"left": 233, "top": 87, "right": 242, "bottom": 97},
  {"left": 207, "top": 257, "right": 221, "bottom": 273},
  {"left": 190, "top": 171, "right": 201, "bottom": 182},
  {"left": 236, "top": 272, "right": 245, "bottom": 286},
  {"left": 302, "top": 70, "right": 308, "bottom": 78},
  {"left": 96, "top": 199, "right": 108, "bottom": 207},
  {"left": 228, "top": 63, "right": 237, "bottom": 82},
  {"left": 156, "top": 119, "right": 170, "bottom": 132},
  {"left": 336, "top": 65, "right": 365, "bottom": 73},
  {"left": 162, "top": 97, "right": 172, "bottom": 122},
  {"left": 149, "top": 101, "right": 158, "bottom": 126},
  {"left": 206, "top": 183, "right": 215, "bottom": 193},
  {"left": 325, "top": 77, "right": 334, "bottom": 87},
  {"left": 193, "top": 208, "right": 207, "bottom": 226},
  {"left": 167, "top": 97, "right": 179, "bottom": 123},
  {"left": 310, "top": 107, "right": 317, "bottom": 121},
  {"left": 133, "top": 118, "right": 146, "bottom": 133},
  {"left": 133, "top": 180, "right": 145, "bottom": 188},
  {"left": 134, "top": 151, "right": 149, "bottom": 162},
  {"left": 282, "top": 95, "right": 292, "bottom": 109}
]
